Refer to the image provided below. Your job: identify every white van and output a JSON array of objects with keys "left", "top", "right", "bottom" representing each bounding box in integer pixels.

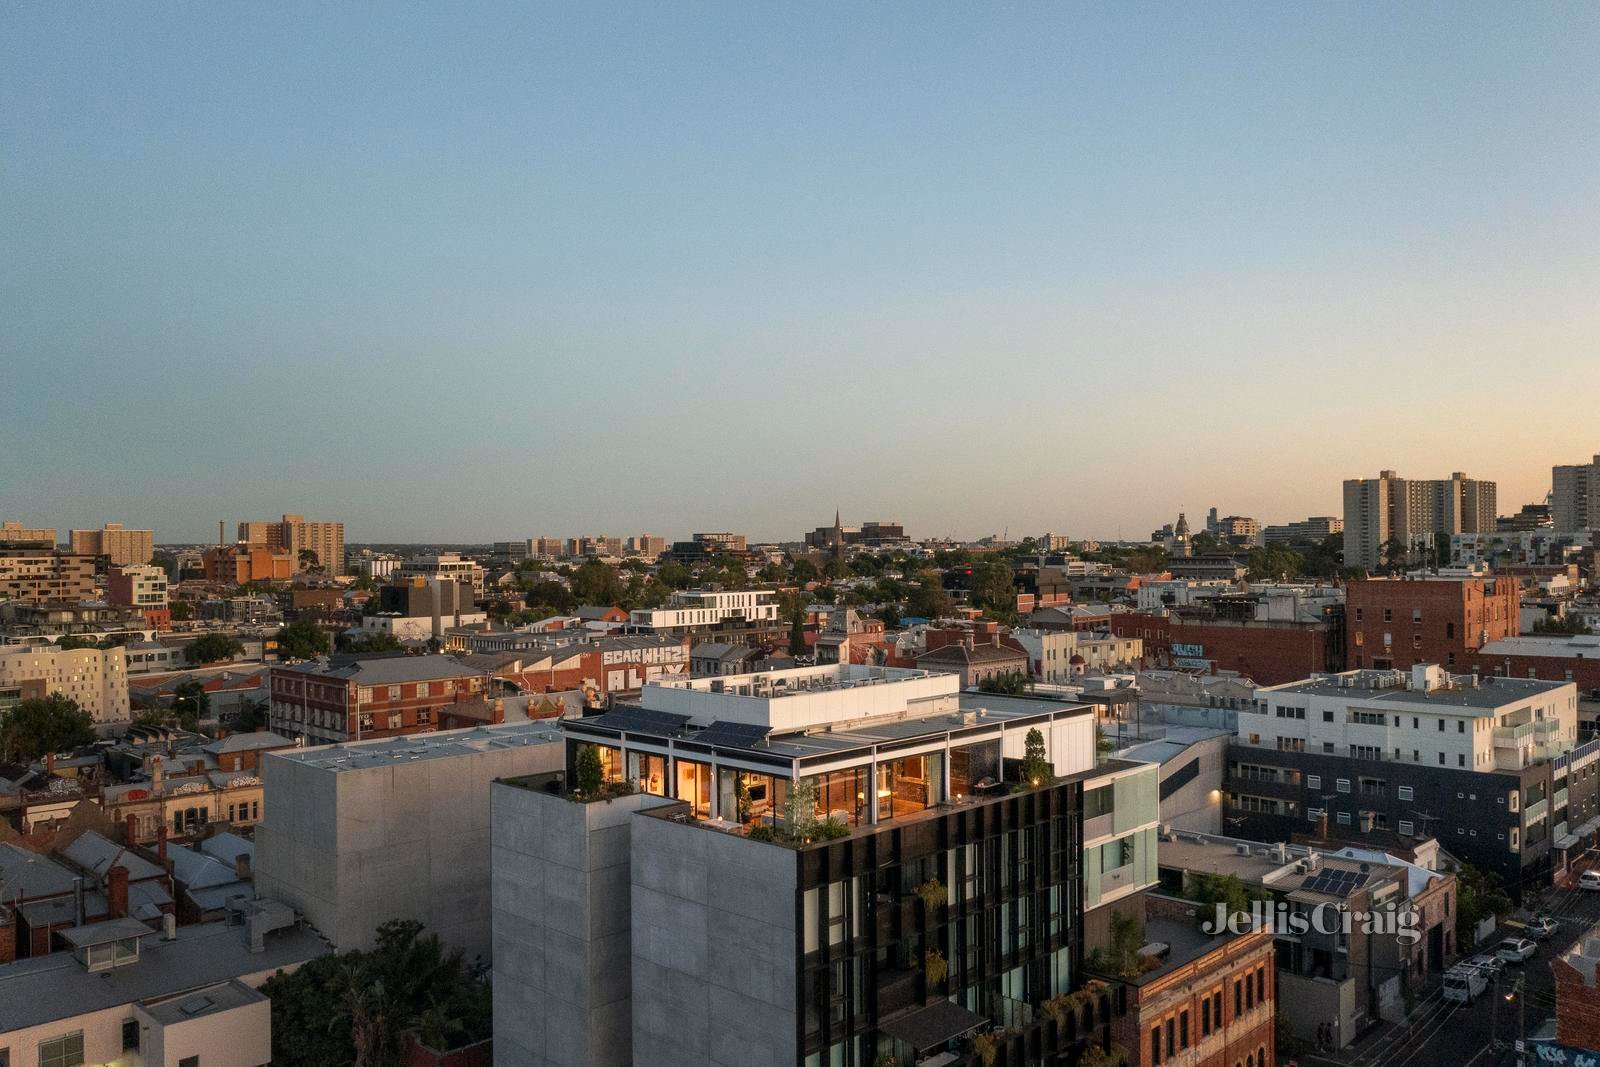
[
  {"left": 1443, "top": 965, "right": 1487, "bottom": 1004},
  {"left": 1579, "top": 870, "right": 1600, "bottom": 892}
]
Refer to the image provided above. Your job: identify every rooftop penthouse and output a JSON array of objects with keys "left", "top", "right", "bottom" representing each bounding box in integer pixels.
[{"left": 561, "top": 662, "right": 1097, "bottom": 833}]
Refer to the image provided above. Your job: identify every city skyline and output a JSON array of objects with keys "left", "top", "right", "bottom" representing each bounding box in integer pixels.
[
  {"left": 6, "top": 4, "right": 1598, "bottom": 542},
  {"left": 2, "top": 445, "right": 1590, "bottom": 547}
]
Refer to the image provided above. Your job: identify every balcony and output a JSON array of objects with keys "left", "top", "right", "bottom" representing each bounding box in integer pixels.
[{"left": 1494, "top": 722, "right": 1537, "bottom": 747}]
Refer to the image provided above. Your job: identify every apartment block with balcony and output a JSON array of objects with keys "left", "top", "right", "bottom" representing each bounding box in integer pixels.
[
  {"left": 493, "top": 663, "right": 1127, "bottom": 1067},
  {"left": 1226, "top": 664, "right": 1581, "bottom": 884},
  {"left": 627, "top": 588, "right": 781, "bottom": 637},
  {"left": 0, "top": 642, "right": 130, "bottom": 724}
]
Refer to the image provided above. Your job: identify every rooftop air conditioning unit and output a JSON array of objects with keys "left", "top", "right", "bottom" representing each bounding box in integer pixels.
[{"left": 1236, "top": 843, "right": 1253, "bottom": 856}]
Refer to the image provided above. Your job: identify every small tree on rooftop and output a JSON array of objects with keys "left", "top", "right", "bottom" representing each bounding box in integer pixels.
[
  {"left": 575, "top": 745, "right": 603, "bottom": 798},
  {"left": 1022, "top": 727, "right": 1053, "bottom": 786},
  {"left": 786, "top": 776, "right": 820, "bottom": 840}
]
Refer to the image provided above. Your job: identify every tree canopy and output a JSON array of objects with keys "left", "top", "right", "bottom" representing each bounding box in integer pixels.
[
  {"left": 262, "top": 919, "right": 490, "bottom": 1067},
  {"left": 275, "top": 619, "right": 331, "bottom": 660},
  {"left": 0, "top": 694, "right": 96, "bottom": 763},
  {"left": 185, "top": 633, "right": 244, "bottom": 665}
]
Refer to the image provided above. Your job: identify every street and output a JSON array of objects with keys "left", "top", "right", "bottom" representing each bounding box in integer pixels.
[{"left": 1289, "top": 882, "right": 1600, "bottom": 1067}]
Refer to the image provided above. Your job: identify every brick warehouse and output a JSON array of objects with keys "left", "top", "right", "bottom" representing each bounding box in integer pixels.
[
  {"left": 1110, "top": 612, "right": 1342, "bottom": 686},
  {"left": 1345, "top": 576, "right": 1518, "bottom": 671}
]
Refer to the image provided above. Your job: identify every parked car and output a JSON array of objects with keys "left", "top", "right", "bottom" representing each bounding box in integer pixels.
[
  {"left": 1496, "top": 937, "right": 1538, "bottom": 963},
  {"left": 1466, "top": 953, "right": 1506, "bottom": 979},
  {"left": 1525, "top": 915, "right": 1560, "bottom": 940},
  {"left": 1443, "top": 965, "right": 1488, "bottom": 1004},
  {"left": 1579, "top": 870, "right": 1600, "bottom": 892}
]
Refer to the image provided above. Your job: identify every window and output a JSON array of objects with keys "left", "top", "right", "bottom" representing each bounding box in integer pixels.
[
  {"left": 387, "top": 712, "right": 402, "bottom": 730},
  {"left": 1398, "top": 819, "right": 1414, "bottom": 836},
  {"left": 1413, "top": 609, "right": 1423, "bottom": 623},
  {"left": 1307, "top": 775, "right": 1321, "bottom": 791},
  {"left": 1323, "top": 710, "right": 1335, "bottom": 722},
  {"left": 1438, "top": 719, "right": 1446, "bottom": 732},
  {"left": 180, "top": 1059, "right": 199, "bottom": 1067},
  {"left": 38, "top": 1033, "right": 84, "bottom": 1067},
  {"left": 1355, "top": 607, "right": 1363, "bottom": 621},
  {"left": 1383, "top": 608, "right": 1392, "bottom": 622},
  {"left": 1397, "top": 786, "right": 1414, "bottom": 801},
  {"left": 1458, "top": 721, "right": 1465, "bottom": 733},
  {"left": 122, "top": 1020, "right": 139, "bottom": 1051},
  {"left": 1234, "top": 978, "right": 1243, "bottom": 1015},
  {"left": 1203, "top": 996, "right": 1213, "bottom": 1035},
  {"left": 1337, "top": 811, "right": 1352, "bottom": 825},
  {"left": 1151, "top": 1026, "right": 1162, "bottom": 1065},
  {"left": 1180, "top": 1009, "right": 1190, "bottom": 1049},
  {"left": 1336, "top": 778, "right": 1351, "bottom": 794}
]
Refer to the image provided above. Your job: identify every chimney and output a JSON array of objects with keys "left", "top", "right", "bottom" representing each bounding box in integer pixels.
[
  {"left": 162, "top": 912, "right": 177, "bottom": 941},
  {"left": 107, "top": 865, "right": 129, "bottom": 919},
  {"left": 151, "top": 755, "right": 164, "bottom": 791},
  {"left": 156, "top": 824, "right": 168, "bottom": 865},
  {"left": 0, "top": 905, "right": 15, "bottom": 965},
  {"left": 124, "top": 814, "right": 139, "bottom": 846},
  {"left": 44, "top": 752, "right": 54, "bottom": 777}
]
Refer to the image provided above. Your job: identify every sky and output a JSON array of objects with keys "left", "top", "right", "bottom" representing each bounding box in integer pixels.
[{"left": 4, "top": 4, "right": 1598, "bottom": 544}]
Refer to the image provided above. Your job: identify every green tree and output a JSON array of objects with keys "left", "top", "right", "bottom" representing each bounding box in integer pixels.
[
  {"left": 275, "top": 619, "right": 332, "bottom": 660},
  {"left": 169, "top": 601, "right": 193, "bottom": 622},
  {"left": 969, "top": 560, "right": 1018, "bottom": 619},
  {"left": 1186, "top": 873, "right": 1268, "bottom": 926},
  {"left": 185, "top": 633, "right": 244, "bottom": 665},
  {"left": 1380, "top": 537, "right": 1409, "bottom": 575},
  {"left": 790, "top": 558, "right": 819, "bottom": 583},
  {"left": 1246, "top": 545, "right": 1303, "bottom": 582},
  {"left": 569, "top": 559, "right": 624, "bottom": 606},
  {"left": 1020, "top": 726, "right": 1053, "bottom": 784},
  {"left": 575, "top": 745, "right": 604, "bottom": 798},
  {"left": 171, "top": 680, "right": 210, "bottom": 731},
  {"left": 875, "top": 604, "right": 901, "bottom": 629},
  {"left": 55, "top": 635, "right": 101, "bottom": 651},
  {"left": 263, "top": 919, "right": 489, "bottom": 1067},
  {"left": 1454, "top": 862, "right": 1511, "bottom": 945},
  {"left": 298, "top": 548, "right": 321, "bottom": 570},
  {"left": 905, "top": 582, "right": 952, "bottom": 620},
  {"left": 655, "top": 560, "right": 693, "bottom": 590},
  {"left": 338, "top": 631, "right": 403, "bottom": 654},
  {"left": 522, "top": 580, "right": 576, "bottom": 615},
  {"left": 980, "top": 671, "right": 1029, "bottom": 696},
  {"left": 1126, "top": 546, "right": 1169, "bottom": 573},
  {"left": 0, "top": 694, "right": 96, "bottom": 763}
]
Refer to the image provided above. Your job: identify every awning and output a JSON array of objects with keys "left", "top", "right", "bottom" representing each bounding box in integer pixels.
[{"left": 879, "top": 1000, "right": 990, "bottom": 1053}]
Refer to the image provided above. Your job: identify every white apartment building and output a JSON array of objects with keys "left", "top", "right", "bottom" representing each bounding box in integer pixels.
[
  {"left": 398, "top": 552, "right": 485, "bottom": 596},
  {"left": 109, "top": 563, "right": 169, "bottom": 611},
  {"left": 1243, "top": 664, "right": 1577, "bottom": 773},
  {"left": 1552, "top": 453, "right": 1600, "bottom": 532},
  {"left": 627, "top": 588, "right": 779, "bottom": 631},
  {"left": 1135, "top": 578, "right": 1233, "bottom": 611},
  {"left": 0, "top": 643, "right": 130, "bottom": 724}
]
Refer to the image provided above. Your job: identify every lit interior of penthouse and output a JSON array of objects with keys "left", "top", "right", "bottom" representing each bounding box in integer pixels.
[{"left": 561, "top": 663, "right": 1096, "bottom": 832}]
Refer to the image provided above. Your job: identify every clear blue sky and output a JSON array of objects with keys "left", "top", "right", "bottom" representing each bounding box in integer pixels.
[{"left": 5, "top": 4, "right": 1598, "bottom": 543}]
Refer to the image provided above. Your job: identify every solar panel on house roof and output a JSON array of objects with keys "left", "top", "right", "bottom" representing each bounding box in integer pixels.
[
  {"left": 586, "top": 706, "right": 691, "bottom": 734},
  {"left": 1302, "top": 868, "right": 1369, "bottom": 898}
]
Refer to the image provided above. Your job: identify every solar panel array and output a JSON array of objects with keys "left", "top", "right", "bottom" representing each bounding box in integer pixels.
[
  {"left": 690, "top": 720, "right": 772, "bottom": 749},
  {"left": 589, "top": 706, "right": 693, "bottom": 735},
  {"left": 1301, "top": 868, "right": 1370, "bottom": 898}
]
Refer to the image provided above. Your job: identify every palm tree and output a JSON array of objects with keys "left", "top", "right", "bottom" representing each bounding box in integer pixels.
[{"left": 331, "top": 961, "right": 391, "bottom": 1067}]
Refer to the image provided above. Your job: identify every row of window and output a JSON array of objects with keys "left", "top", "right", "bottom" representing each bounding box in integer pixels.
[{"left": 1149, "top": 965, "right": 1268, "bottom": 1065}]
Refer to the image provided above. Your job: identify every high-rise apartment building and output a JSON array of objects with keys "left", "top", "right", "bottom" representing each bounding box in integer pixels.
[
  {"left": 1552, "top": 453, "right": 1600, "bottom": 532},
  {"left": 0, "top": 521, "right": 57, "bottom": 546},
  {"left": 493, "top": 664, "right": 1137, "bottom": 1067},
  {"left": 1342, "top": 470, "right": 1496, "bottom": 571},
  {"left": 238, "top": 513, "right": 344, "bottom": 573},
  {"left": 68, "top": 522, "right": 154, "bottom": 566},
  {"left": 0, "top": 547, "right": 98, "bottom": 603}
]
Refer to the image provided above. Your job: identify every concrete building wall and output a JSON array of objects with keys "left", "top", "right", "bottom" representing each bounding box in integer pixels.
[
  {"left": 492, "top": 787, "right": 668, "bottom": 1067},
  {"left": 0, "top": 643, "right": 130, "bottom": 723},
  {"left": 630, "top": 813, "right": 798, "bottom": 1067},
  {"left": 256, "top": 731, "right": 563, "bottom": 960}
]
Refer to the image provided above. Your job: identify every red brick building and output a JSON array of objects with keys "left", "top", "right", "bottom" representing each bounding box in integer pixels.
[
  {"left": 1110, "top": 612, "right": 1341, "bottom": 686},
  {"left": 1100, "top": 896, "right": 1276, "bottom": 1067},
  {"left": 1552, "top": 935, "right": 1600, "bottom": 1053},
  {"left": 1345, "top": 577, "right": 1518, "bottom": 671},
  {"left": 267, "top": 654, "right": 489, "bottom": 746}
]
